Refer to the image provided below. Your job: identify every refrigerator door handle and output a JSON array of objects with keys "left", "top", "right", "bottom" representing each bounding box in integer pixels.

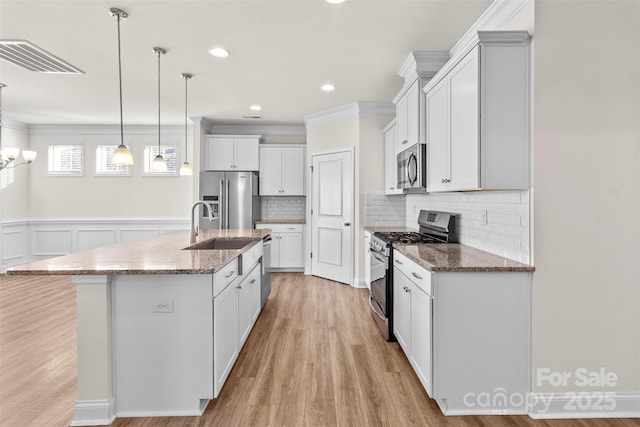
[
  {"left": 219, "top": 180, "right": 224, "bottom": 230},
  {"left": 225, "top": 180, "right": 230, "bottom": 229}
]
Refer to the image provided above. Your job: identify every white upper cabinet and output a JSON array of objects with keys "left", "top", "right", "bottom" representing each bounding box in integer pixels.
[
  {"left": 205, "top": 135, "right": 260, "bottom": 171},
  {"left": 393, "top": 52, "right": 449, "bottom": 156},
  {"left": 259, "top": 145, "right": 305, "bottom": 196},
  {"left": 424, "top": 31, "right": 531, "bottom": 192},
  {"left": 383, "top": 120, "right": 403, "bottom": 195}
]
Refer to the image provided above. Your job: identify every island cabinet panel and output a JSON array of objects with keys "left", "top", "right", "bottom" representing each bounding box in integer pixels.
[
  {"left": 238, "top": 262, "right": 261, "bottom": 348},
  {"left": 213, "top": 275, "right": 240, "bottom": 397},
  {"left": 113, "top": 274, "right": 214, "bottom": 416}
]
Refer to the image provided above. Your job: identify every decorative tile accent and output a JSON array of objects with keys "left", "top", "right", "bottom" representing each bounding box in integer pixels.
[
  {"left": 260, "top": 196, "right": 306, "bottom": 220},
  {"left": 364, "top": 191, "right": 406, "bottom": 227},
  {"left": 405, "top": 190, "right": 531, "bottom": 264}
]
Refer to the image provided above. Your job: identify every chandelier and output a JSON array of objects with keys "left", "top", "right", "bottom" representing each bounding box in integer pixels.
[{"left": 0, "top": 83, "right": 37, "bottom": 176}]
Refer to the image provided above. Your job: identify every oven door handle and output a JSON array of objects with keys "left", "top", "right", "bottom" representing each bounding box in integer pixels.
[
  {"left": 368, "top": 248, "right": 387, "bottom": 263},
  {"left": 369, "top": 295, "right": 386, "bottom": 321}
]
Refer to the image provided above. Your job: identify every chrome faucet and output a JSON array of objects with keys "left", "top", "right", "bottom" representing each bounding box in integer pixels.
[{"left": 190, "top": 201, "right": 215, "bottom": 245}]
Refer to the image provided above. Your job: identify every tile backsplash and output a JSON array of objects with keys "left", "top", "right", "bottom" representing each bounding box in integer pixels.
[
  {"left": 260, "top": 196, "right": 306, "bottom": 220},
  {"left": 364, "top": 191, "right": 406, "bottom": 227},
  {"left": 405, "top": 190, "right": 531, "bottom": 263}
]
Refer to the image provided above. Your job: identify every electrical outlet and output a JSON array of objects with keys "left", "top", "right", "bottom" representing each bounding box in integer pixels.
[
  {"left": 481, "top": 210, "right": 488, "bottom": 226},
  {"left": 152, "top": 299, "right": 174, "bottom": 313}
]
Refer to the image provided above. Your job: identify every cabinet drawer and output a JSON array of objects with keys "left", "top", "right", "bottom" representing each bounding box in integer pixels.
[
  {"left": 393, "top": 250, "right": 432, "bottom": 295},
  {"left": 213, "top": 258, "right": 239, "bottom": 297},
  {"left": 241, "top": 241, "right": 263, "bottom": 273},
  {"left": 257, "top": 223, "right": 303, "bottom": 233}
]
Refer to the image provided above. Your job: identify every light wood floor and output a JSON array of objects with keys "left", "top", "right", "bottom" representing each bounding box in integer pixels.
[{"left": 1, "top": 273, "right": 638, "bottom": 427}]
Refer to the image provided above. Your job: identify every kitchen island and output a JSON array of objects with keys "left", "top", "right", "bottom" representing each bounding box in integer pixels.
[{"left": 7, "top": 229, "right": 270, "bottom": 426}]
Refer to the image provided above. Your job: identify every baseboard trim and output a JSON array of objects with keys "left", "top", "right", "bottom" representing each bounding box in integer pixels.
[
  {"left": 70, "top": 399, "right": 115, "bottom": 426},
  {"left": 528, "top": 392, "right": 640, "bottom": 419}
]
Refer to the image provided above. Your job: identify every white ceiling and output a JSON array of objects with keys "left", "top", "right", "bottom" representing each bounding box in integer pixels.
[{"left": 0, "top": 0, "right": 490, "bottom": 126}]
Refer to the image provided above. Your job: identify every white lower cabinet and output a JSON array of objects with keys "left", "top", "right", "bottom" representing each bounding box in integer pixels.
[
  {"left": 393, "top": 254, "right": 432, "bottom": 395},
  {"left": 393, "top": 249, "right": 531, "bottom": 415},
  {"left": 213, "top": 255, "right": 262, "bottom": 397},
  {"left": 213, "top": 275, "right": 239, "bottom": 397},
  {"left": 255, "top": 223, "right": 304, "bottom": 270},
  {"left": 238, "top": 263, "right": 261, "bottom": 347}
]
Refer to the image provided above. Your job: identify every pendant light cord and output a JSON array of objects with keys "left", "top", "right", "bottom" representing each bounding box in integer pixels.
[
  {"left": 117, "top": 15, "right": 124, "bottom": 147},
  {"left": 157, "top": 50, "right": 161, "bottom": 153},
  {"left": 184, "top": 75, "right": 188, "bottom": 160}
]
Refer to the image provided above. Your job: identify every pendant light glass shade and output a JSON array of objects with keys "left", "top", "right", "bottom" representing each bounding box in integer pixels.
[
  {"left": 110, "top": 8, "right": 133, "bottom": 166},
  {"left": 179, "top": 162, "right": 193, "bottom": 176},
  {"left": 112, "top": 144, "right": 133, "bottom": 165},
  {"left": 179, "top": 72, "right": 193, "bottom": 176},
  {"left": 152, "top": 154, "right": 168, "bottom": 172}
]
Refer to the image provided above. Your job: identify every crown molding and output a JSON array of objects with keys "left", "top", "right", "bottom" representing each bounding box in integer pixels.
[
  {"left": 1, "top": 118, "right": 29, "bottom": 133},
  {"left": 208, "top": 124, "right": 306, "bottom": 136},
  {"left": 27, "top": 124, "right": 185, "bottom": 136},
  {"left": 450, "top": 0, "right": 530, "bottom": 58},
  {"left": 304, "top": 101, "right": 395, "bottom": 126},
  {"left": 398, "top": 52, "right": 450, "bottom": 85}
]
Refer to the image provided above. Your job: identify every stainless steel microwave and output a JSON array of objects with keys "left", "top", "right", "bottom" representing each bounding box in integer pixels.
[{"left": 397, "top": 143, "right": 426, "bottom": 191}]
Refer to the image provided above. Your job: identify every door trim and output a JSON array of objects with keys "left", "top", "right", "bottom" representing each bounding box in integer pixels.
[{"left": 309, "top": 147, "right": 355, "bottom": 286}]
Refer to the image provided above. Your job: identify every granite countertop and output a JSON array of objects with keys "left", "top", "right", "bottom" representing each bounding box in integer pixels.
[
  {"left": 395, "top": 243, "right": 535, "bottom": 273},
  {"left": 6, "top": 229, "right": 270, "bottom": 276},
  {"left": 255, "top": 219, "right": 305, "bottom": 224}
]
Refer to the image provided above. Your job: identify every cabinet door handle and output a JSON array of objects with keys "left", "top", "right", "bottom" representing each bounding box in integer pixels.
[
  {"left": 389, "top": 187, "right": 394, "bottom": 190},
  {"left": 402, "top": 140, "right": 408, "bottom": 145},
  {"left": 225, "top": 271, "right": 235, "bottom": 278},
  {"left": 236, "top": 284, "right": 242, "bottom": 289},
  {"left": 287, "top": 227, "right": 296, "bottom": 230},
  {"left": 403, "top": 286, "right": 410, "bottom": 293},
  {"left": 249, "top": 279, "right": 256, "bottom": 284},
  {"left": 395, "top": 259, "right": 403, "bottom": 265},
  {"left": 411, "top": 272, "right": 423, "bottom": 280},
  {"left": 344, "top": 222, "right": 351, "bottom": 227}
]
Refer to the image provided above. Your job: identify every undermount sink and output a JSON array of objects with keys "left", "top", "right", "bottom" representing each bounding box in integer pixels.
[{"left": 184, "top": 238, "right": 255, "bottom": 251}]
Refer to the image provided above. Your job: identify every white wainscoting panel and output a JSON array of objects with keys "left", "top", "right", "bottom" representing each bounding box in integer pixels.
[
  {"left": 78, "top": 229, "right": 117, "bottom": 252},
  {"left": 32, "top": 229, "right": 73, "bottom": 257},
  {"left": 119, "top": 229, "right": 159, "bottom": 243},
  {"left": 1, "top": 218, "right": 190, "bottom": 271}
]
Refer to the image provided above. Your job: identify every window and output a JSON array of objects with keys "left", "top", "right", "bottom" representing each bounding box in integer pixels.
[
  {"left": 0, "top": 167, "right": 14, "bottom": 190},
  {"left": 48, "top": 144, "right": 83, "bottom": 175},
  {"left": 143, "top": 144, "right": 178, "bottom": 175},
  {"left": 96, "top": 145, "right": 131, "bottom": 176}
]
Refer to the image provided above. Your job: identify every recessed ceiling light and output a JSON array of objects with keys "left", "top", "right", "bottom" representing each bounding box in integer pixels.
[
  {"left": 326, "top": 0, "right": 346, "bottom": 4},
  {"left": 250, "top": 105, "right": 262, "bottom": 111},
  {"left": 321, "top": 84, "right": 335, "bottom": 92},
  {"left": 208, "top": 47, "right": 229, "bottom": 58}
]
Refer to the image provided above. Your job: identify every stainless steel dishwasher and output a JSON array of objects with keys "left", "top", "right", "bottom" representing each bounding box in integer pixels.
[{"left": 261, "top": 235, "right": 272, "bottom": 307}]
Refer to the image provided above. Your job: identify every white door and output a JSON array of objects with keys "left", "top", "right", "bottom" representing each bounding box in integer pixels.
[{"left": 311, "top": 150, "right": 353, "bottom": 285}]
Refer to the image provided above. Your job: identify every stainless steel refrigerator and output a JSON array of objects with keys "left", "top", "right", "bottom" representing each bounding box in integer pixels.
[{"left": 199, "top": 171, "right": 260, "bottom": 230}]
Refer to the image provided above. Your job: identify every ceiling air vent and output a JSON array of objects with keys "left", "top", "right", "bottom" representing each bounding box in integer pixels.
[{"left": 0, "top": 40, "right": 84, "bottom": 73}]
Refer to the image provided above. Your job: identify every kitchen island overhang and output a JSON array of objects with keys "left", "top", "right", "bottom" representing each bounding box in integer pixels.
[{"left": 7, "top": 229, "right": 270, "bottom": 426}]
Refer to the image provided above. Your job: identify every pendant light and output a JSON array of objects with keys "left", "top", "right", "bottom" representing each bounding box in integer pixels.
[
  {"left": 151, "top": 47, "right": 167, "bottom": 172},
  {"left": 179, "top": 73, "right": 193, "bottom": 176},
  {"left": 109, "top": 8, "right": 134, "bottom": 166}
]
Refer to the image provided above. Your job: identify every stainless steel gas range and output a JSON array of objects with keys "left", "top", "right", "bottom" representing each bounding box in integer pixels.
[{"left": 368, "top": 210, "right": 456, "bottom": 341}]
